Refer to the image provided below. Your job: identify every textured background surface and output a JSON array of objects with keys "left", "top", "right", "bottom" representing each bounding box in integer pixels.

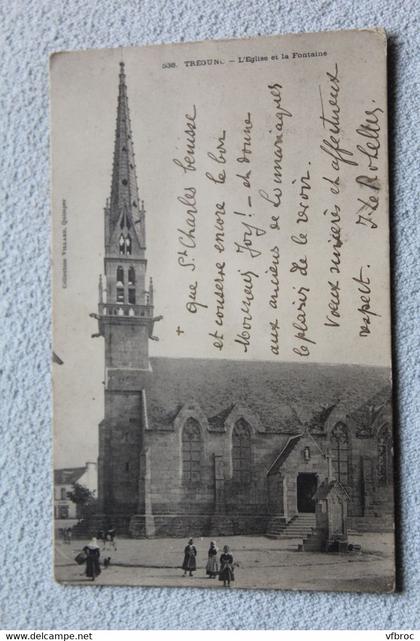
[{"left": 0, "top": 0, "right": 419, "bottom": 630}]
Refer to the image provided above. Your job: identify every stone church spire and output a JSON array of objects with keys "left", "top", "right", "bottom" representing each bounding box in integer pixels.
[
  {"left": 92, "top": 62, "right": 162, "bottom": 525},
  {"left": 106, "top": 62, "right": 145, "bottom": 249},
  {"left": 92, "top": 61, "right": 162, "bottom": 338}
]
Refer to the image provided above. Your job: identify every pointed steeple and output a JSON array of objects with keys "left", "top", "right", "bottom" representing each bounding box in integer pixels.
[{"left": 108, "top": 62, "right": 144, "bottom": 246}]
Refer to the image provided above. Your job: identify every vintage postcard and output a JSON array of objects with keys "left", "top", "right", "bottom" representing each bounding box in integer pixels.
[{"left": 52, "top": 28, "right": 395, "bottom": 591}]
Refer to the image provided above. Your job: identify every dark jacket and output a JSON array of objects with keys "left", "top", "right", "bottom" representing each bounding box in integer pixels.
[{"left": 182, "top": 544, "right": 197, "bottom": 571}]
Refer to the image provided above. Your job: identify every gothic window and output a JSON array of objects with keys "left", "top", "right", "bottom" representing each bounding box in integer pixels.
[
  {"left": 116, "top": 287, "right": 124, "bottom": 303},
  {"left": 116, "top": 266, "right": 124, "bottom": 286},
  {"left": 128, "top": 267, "right": 135, "bottom": 285},
  {"left": 232, "top": 419, "right": 252, "bottom": 483},
  {"left": 182, "top": 418, "right": 201, "bottom": 483},
  {"left": 125, "top": 235, "right": 132, "bottom": 255},
  {"left": 119, "top": 234, "right": 125, "bottom": 255},
  {"left": 331, "top": 422, "right": 350, "bottom": 486},
  {"left": 128, "top": 288, "right": 136, "bottom": 305},
  {"left": 377, "top": 424, "right": 393, "bottom": 485}
]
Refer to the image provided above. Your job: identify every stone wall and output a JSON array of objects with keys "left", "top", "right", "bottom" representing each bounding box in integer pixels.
[
  {"left": 144, "top": 420, "right": 291, "bottom": 519},
  {"left": 129, "top": 513, "right": 269, "bottom": 538},
  {"left": 97, "top": 368, "right": 394, "bottom": 537},
  {"left": 100, "top": 389, "right": 143, "bottom": 514},
  {"left": 104, "top": 321, "right": 150, "bottom": 370}
]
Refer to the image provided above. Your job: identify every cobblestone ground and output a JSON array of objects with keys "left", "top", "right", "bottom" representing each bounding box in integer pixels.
[{"left": 55, "top": 533, "right": 394, "bottom": 593}]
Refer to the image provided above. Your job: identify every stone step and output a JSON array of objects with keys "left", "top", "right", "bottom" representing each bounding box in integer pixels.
[
  {"left": 270, "top": 530, "right": 314, "bottom": 537},
  {"left": 268, "top": 523, "right": 315, "bottom": 531},
  {"left": 265, "top": 534, "right": 312, "bottom": 541},
  {"left": 284, "top": 523, "right": 315, "bottom": 532},
  {"left": 266, "top": 514, "right": 316, "bottom": 539},
  {"left": 293, "top": 519, "right": 316, "bottom": 523}
]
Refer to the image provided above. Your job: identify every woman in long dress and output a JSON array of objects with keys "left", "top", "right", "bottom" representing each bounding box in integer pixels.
[
  {"left": 83, "top": 538, "right": 101, "bottom": 581},
  {"left": 182, "top": 538, "right": 197, "bottom": 577},
  {"left": 219, "top": 545, "right": 234, "bottom": 587},
  {"left": 206, "top": 541, "right": 218, "bottom": 578}
]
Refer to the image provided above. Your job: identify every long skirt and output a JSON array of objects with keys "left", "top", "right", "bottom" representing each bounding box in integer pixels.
[
  {"left": 182, "top": 552, "right": 196, "bottom": 571},
  {"left": 206, "top": 556, "right": 219, "bottom": 576},
  {"left": 219, "top": 563, "right": 234, "bottom": 583},
  {"left": 86, "top": 557, "right": 101, "bottom": 579}
]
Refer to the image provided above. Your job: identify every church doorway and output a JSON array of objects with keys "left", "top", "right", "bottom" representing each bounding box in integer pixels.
[{"left": 297, "top": 473, "right": 318, "bottom": 513}]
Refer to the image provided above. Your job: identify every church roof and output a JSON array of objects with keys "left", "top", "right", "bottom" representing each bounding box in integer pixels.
[
  {"left": 54, "top": 467, "right": 86, "bottom": 485},
  {"left": 348, "top": 383, "right": 392, "bottom": 433},
  {"left": 313, "top": 479, "right": 350, "bottom": 500},
  {"left": 147, "top": 358, "right": 391, "bottom": 433},
  {"left": 266, "top": 434, "right": 303, "bottom": 474},
  {"left": 208, "top": 406, "right": 235, "bottom": 431}
]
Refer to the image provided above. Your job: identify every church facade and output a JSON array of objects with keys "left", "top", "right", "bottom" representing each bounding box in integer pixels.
[{"left": 92, "top": 63, "right": 394, "bottom": 538}]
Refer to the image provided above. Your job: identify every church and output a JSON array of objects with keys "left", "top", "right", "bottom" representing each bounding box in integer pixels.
[{"left": 91, "top": 62, "right": 394, "bottom": 538}]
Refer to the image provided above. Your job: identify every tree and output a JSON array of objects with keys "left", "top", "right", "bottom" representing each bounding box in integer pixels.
[{"left": 68, "top": 482, "right": 97, "bottom": 519}]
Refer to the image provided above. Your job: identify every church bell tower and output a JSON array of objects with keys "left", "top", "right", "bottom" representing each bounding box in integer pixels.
[{"left": 92, "top": 62, "right": 160, "bottom": 527}]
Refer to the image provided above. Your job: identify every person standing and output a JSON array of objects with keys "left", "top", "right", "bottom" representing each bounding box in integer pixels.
[
  {"left": 219, "top": 545, "right": 234, "bottom": 587},
  {"left": 83, "top": 537, "right": 101, "bottom": 582},
  {"left": 206, "top": 541, "right": 218, "bottom": 578},
  {"left": 182, "top": 538, "right": 197, "bottom": 577},
  {"left": 105, "top": 526, "right": 117, "bottom": 551}
]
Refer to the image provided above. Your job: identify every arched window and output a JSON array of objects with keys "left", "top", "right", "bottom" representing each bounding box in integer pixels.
[
  {"left": 128, "top": 267, "right": 135, "bottom": 286},
  {"left": 125, "top": 235, "right": 132, "bottom": 255},
  {"left": 116, "top": 287, "right": 124, "bottom": 303},
  {"left": 116, "top": 266, "right": 124, "bottom": 286},
  {"left": 232, "top": 419, "right": 251, "bottom": 483},
  {"left": 182, "top": 418, "right": 201, "bottom": 483},
  {"left": 377, "top": 424, "right": 393, "bottom": 485},
  {"left": 331, "top": 422, "right": 350, "bottom": 485},
  {"left": 119, "top": 234, "right": 125, "bottom": 255}
]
